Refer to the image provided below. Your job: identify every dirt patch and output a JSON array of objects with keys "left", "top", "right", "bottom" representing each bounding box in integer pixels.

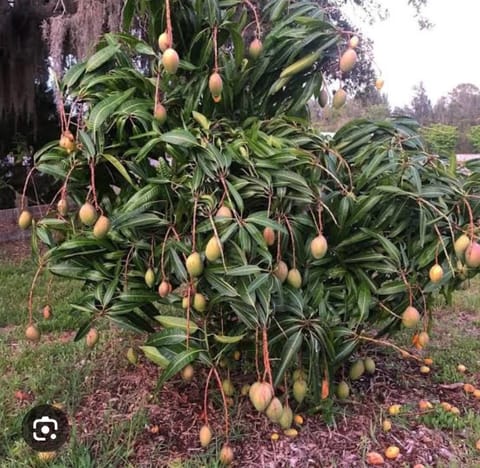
[{"left": 0, "top": 239, "right": 32, "bottom": 263}]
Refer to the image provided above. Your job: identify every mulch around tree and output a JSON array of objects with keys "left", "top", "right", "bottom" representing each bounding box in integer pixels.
[{"left": 73, "top": 336, "right": 480, "bottom": 467}]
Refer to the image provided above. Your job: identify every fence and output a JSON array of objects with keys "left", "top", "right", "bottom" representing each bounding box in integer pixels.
[{"left": 0, "top": 204, "right": 49, "bottom": 242}]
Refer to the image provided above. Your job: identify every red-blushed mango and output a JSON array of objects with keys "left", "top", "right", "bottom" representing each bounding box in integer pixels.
[
  {"left": 366, "top": 452, "right": 384, "bottom": 465},
  {"left": 418, "top": 331, "right": 429, "bottom": 347},
  {"left": 273, "top": 261, "right": 288, "bottom": 283},
  {"left": 219, "top": 444, "right": 234, "bottom": 465},
  {"left": 86, "top": 328, "right": 99, "bottom": 348},
  {"left": 42, "top": 305, "right": 52, "bottom": 320},
  {"left": 249, "top": 38, "right": 263, "bottom": 59},
  {"left": 25, "top": 324, "right": 40, "bottom": 342},
  {"left": 465, "top": 242, "right": 480, "bottom": 267},
  {"left": 154, "top": 103, "right": 167, "bottom": 124},
  {"left": 401, "top": 306, "right": 420, "bottom": 328},
  {"left": 263, "top": 227, "right": 275, "bottom": 246},
  {"left": 158, "top": 280, "right": 172, "bottom": 298}
]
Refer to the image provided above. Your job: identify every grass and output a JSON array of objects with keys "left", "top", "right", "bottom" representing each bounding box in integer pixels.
[
  {"left": 1, "top": 255, "right": 480, "bottom": 466},
  {"left": 0, "top": 256, "right": 146, "bottom": 467}
]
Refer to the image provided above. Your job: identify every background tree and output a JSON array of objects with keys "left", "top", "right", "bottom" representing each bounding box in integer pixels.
[{"left": 468, "top": 125, "right": 480, "bottom": 153}]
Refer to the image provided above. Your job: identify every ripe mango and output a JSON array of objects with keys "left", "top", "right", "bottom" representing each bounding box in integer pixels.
[
  {"left": 193, "top": 293, "right": 207, "bottom": 312},
  {"left": 287, "top": 268, "right": 302, "bottom": 289},
  {"left": 205, "top": 236, "right": 221, "bottom": 262},
  {"left": 401, "top": 306, "right": 420, "bottom": 328},
  {"left": 79, "top": 202, "right": 97, "bottom": 226},
  {"left": 162, "top": 48, "right": 180, "bottom": 74},
  {"left": 333, "top": 88, "right": 347, "bottom": 108},
  {"left": 310, "top": 234, "right": 328, "bottom": 259},
  {"left": 86, "top": 328, "right": 99, "bottom": 348},
  {"left": 249, "top": 38, "right": 263, "bottom": 59},
  {"left": 249, "top": 381, "right": 273, "bottom": 412},
  {"left": 25, "top": 324, "right": 40, "bottom": 342},
  {"left": 158, "top": 32, "right": 169, "bottom": 52},
  {"left": 186, "top": 252, "right": 204, "bottom": 277},
  {"left": 93, "top": 215, "right": 111, "bottom": 239},
  {"left": 199, "top": 424, "right": 212, "bottom": 447},
  {"left": 339, "top": 48, "right": 357, "bottom": 73},
  {"left": 465, "top": 242, "right": 480, "bottom": 268},
  {"left": 154, "top": 103, "right": 167, "bottom": 124},
  {"left": 208, "top": 72, "right": 223, "bottom": 97},
  {"left": 18, "top": 210, "right": 33, "bottom": 230},
  {"left": 273, "top": 261, "right": 289, "bottom": 283}
]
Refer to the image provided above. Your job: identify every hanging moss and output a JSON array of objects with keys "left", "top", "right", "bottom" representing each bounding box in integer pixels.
[{"left": 0, "top": 0, "right": 122, "bottom": 125}]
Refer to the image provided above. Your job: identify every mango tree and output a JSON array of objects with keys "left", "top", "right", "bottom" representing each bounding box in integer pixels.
[{"left": 20, "top": 0, "right": 480, "bottom": 455}]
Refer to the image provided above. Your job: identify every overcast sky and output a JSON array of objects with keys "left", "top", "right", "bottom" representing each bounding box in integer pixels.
[{"left": 351, "top": 1, "right": 479, "bottom": 108}]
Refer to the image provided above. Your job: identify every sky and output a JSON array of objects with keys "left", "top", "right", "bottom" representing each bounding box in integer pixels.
[{"left": 348, "top": 1, "right": 480, "bottom": 108}]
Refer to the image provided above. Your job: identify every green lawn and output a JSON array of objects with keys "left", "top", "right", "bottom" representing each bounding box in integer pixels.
[{"left": 0, "top": 256, "right": 143, "bottom": 467}]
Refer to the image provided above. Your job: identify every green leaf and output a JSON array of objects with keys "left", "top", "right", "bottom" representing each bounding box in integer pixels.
[
  {"left": 88, "top": 89, "right": 135, "bottom": 135},
  {"left": 146, "top": 328, "right": 188, "bottom": 347},
  {"left": 227, "top": 265, "right": 262, "bottom": 276},
  {"left": 160, "top": 129, "right": 199, "bottom": 147},
  {"left": 140, "top": 346, "right": 170, "bottom": 368},
  {"left": 154, "top": 316, "right": 199, "bottom": 334},
  {"left": 213, "top": 333, "right": 245, "bottom": 344},
  {"left": 102, "top": 153, "right": 135, "bottom": 186},
  {"left": 274, "top": 331, "right": 303, "bottom": 387},
  {"left": 63, "top": 62, "right": 87, "bottom": 89},
  {"left": 122, "top": 0, "right": 136, "bottom": 30},
  {"left": 85, "top": 44, "right": 120, "bottom": 72},
  {"left": 357, "top": 282, "right": 371, "bottom": 321},
  {"left": 156, "top": 348, "right": 201, "bottom": 388}
]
